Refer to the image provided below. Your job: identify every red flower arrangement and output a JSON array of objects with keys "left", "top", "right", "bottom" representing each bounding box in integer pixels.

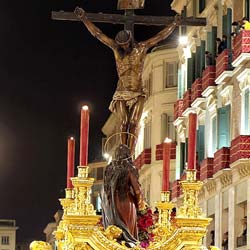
[{"left": 137, "top": 207, "right": 155, "bottom": 248}]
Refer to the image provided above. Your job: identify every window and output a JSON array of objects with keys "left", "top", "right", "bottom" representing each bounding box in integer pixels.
[
  {"left": 1, "top": 236, "right": 10, "bottom": 245},
  {"left": 145, "top": 73, "right": 153, "bottom": 98},
  {"left": 198, "top": 0, "right": 206, "bottom": 13},
  {"left": 180, "top": 142, "right": 186, "bottom": 174},
  {"left": 161, "top": 114, "right": 175, "bottom": 141},
  {"left": 217, "top": 105, "right": 231, "bottom": 149},
  {"left": 144, "top": 122, "right": 151, "bottom": 149},
  {"left": 165, "top": 62, "right": 177, "bottom": 88},
  {"left": 96, "top": 167, "right": 103, "bottom": 181},
  {"left": 197, "top": 125, "right": 205, "bottom": 164},
  {"left": 245, "top": 0, "right": 250, "bottom": 20},
  {"left": 212, "top": 116, "right": 217, "bottom": 155}
]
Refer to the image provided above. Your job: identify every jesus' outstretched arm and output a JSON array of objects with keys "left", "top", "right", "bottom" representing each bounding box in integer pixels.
[
  {"left": 74, "top": 7, "right": 117, "bottom": 50},
  {"left": 141, "top": 15, "right": 180, "bottom": 49}
]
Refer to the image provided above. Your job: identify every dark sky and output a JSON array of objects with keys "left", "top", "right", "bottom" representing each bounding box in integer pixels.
[{"left": 0, "top": 0, "right": 174, "bottom": 242}]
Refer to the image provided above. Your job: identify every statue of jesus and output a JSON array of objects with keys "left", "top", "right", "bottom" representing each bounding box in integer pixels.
[{"left": 75, "top": 7, "right": 179, "bottom": 152}]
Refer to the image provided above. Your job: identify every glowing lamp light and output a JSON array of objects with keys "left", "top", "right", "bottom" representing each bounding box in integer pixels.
[
  {"left": 164, "top": 137, "right": 172, "bottom": 143},
  {"left": 103, "top": 153, "right": 110, "bottom": 159},
  {"left": 179, "top": 35, "right": 188, "bottom": 46},
  {"left": 70, "top": 137, "right": 74, "bottom": 140},
  {"left": 82, "top": 105, "right": 89, "bottom": 110}
]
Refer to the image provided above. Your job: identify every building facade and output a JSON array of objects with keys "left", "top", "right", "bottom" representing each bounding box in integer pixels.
[
  {"left": 0, "top": 220, "right": 18, "bottom": 250},
  {"left": 88, "top": 161, "right": 107, "bottom": 214},
  {"left": 170, "top": 0, "right": 250, "bottom": 249},
  {"left": 133, "top": 44, "right": 178, "bottom": 205},
  {"left": 43, "top": 210, "right": 63, "bottom": 250},
  {"left": 101, "top": 1, "right": 250, "bottom": 248}
]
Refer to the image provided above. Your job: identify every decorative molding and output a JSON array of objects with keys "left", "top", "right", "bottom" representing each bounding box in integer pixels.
[
  {"left": 198, "top": 186, "right": 206, "bottom": 201},
  {"left": 214, "top": 169, "right": 232, "bottom": 188},
  {"left": 236, "top": 69, "right": 250, "bottom": 91},
  {"left": 204, "top": 179, "right": 216, "bottom": 195},
  {"left": 220, "top": 85, "right": 233, "bottom": 106},
  {"left": 206, "top": 93, "right": 217, "bottom": 111},
  {"left": 231, "top": 159, "right": 250, "bottom": 179}
]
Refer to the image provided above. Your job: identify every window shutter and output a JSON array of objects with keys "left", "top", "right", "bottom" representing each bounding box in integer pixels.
[
  {"left": 185, "top": 137, "right": 189, "bottom": 163},
  {"left": 167, "top": 115, "right": 175, "bottom": 141},
  {"left": 180, "top": 142, "right": 186, "bottom": 174},
  {"left": 212, "top": 116, "right": 217, "bottom": 154},
  {"left": 195, "top": 46, "right": 201, "bottom": 78},
  {"left": 199, "top": 0, "right": 206, "bottom": 13},
  {"left": 245, "top": 0, "right": 250, "bottom": 20},
  {"left": 161, "top": 113, "right": 168, "bottom": 142},
  {"left": 207, "top": 27, "right": 217, "bottom": 63},
  {"left": 217, "top": 105, "right": 231, "bottom": 149},
  {"left": 187, "top": 55, "right": 195, "bottom": 88},
  {"left": 200, "top": 40, "right": 206, "bottom": 72},
  {"left": 197, "top": 125, "right": 205, "bottom": 163}
]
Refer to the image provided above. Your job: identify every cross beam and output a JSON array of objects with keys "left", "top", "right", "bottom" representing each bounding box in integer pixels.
[{"left": 51, "top": 11, "right": 206, "bottom": 27}]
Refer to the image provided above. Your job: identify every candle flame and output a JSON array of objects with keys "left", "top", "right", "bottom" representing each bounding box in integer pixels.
[
  {"left": 82, "top": 105, "right": 89, "bottom": 110},
  {"left": 70, "top": 137, "right": 74, "bottom": 140},
  {"left": 164, "top": 137, "right": 172, "bottom": 143}
]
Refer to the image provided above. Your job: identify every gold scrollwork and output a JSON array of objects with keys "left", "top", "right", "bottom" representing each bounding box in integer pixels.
[{"left": 103, "top": 225, "right": 122, "bottom": 241}]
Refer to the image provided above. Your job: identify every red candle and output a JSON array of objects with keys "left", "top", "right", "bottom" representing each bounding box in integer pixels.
[
  {"left": 67, "top": 137, "right": 75, "bottom": 189},
  {"left": 79, "top": 105, "right": 89, "bottom": 166},
  {"left": 187, "top": 113, "right": 197, "bottom": 170},
  {"left": 162, "top": 138, "right": 172, "bottom": 191}
]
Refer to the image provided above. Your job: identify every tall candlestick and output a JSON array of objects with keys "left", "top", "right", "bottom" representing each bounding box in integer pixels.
[
  {"left": 187, "top": 113, "right": 197, "bottom": 170},
  {"left": 67, "top": 137, "right": 75, "bottom": 189},
  {"left": 162, "top": 138, "right": 172, "bottom": 192},
  {"left": 79, "top": 105, "right": 89, "bottom": 166}
]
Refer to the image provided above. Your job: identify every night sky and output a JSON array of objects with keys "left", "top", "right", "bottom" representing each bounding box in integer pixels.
[{"left": 0, "top": 0, "right": 174, "bottom": 242}]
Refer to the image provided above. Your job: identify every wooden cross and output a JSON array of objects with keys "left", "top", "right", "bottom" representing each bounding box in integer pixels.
[{"left": 52, "top": 1, "right": 206, "bottom": 34}]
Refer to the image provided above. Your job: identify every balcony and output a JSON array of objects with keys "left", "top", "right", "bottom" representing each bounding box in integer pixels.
[
  {"left": 237, "top": 234, "right": 247, "bottom": 248},
  {"left": 215, "top": 49, "right": 232, "bottom": 82},
  {"left": 182, "top": 89, "right": 192, "bottom": 112},
  {"left": 230, "top": 135, "right": 250, "bottom": 164},
  {"left": 213, "top": 147, "right": 230, "bottom": 173},
  {"left": 233, "top": 30, "right": 250, "bottom": 67},
  {"left": 191, "top": 78, "right": 202, "bottom": 103},
  {"left": 141, "top": 148, "right": 151, "bottom": 165},
  {"left": 134, "top": 148, "right": 151, "bottom": 169},
  {"left": 155, "top": 143, "right": 176, "bottom": 161},
  {"left": 200, "top": 158, "right": 214, "bottom": 181},
  {"left": 202, "top": 66, "right": 216, "bottom": 92},
  {"left": 174, "top": 99, "right": 184, "bottom": 120}
]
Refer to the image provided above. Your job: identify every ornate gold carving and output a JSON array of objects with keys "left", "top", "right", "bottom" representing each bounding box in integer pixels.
[
  {"left": 32, "top": 166, "right": 212, "bottom": 250},
  {"left": 104, "top": 226, "right": 122, "bottom": 241},
  {"left": 177, "top": 170, "right": 203, "bottom": 218},
  {"left": 75, "top": 243, "right": 92, "bottom": 250},
  {"left": 30, "top": 241, "right": 52, "bottom": 250},
  {"left": 156, "top": 191, "right": 175, "bottom": 231}
]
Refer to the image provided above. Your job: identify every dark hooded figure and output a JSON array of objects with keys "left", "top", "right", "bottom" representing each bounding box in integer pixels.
[{"left": 101, "top": 144, "right": 145, "bottom": 247}]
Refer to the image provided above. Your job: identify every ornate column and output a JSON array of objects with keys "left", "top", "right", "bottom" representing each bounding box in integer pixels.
[{"left": 228, "top": 186, "right": 235, "bottom": 250}]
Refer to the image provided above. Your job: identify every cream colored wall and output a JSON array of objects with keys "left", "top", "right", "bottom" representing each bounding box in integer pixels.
[
  {"left": 138, "top": 47, "right": 178, "bottom": 206},
  {"left": 0, "top": 228, "right": 17, "bottom": 250}
]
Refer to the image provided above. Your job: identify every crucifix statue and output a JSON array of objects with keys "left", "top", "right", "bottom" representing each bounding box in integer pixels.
[{"left": 52, "top": 1, "right": 206, "bottom": 153}]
